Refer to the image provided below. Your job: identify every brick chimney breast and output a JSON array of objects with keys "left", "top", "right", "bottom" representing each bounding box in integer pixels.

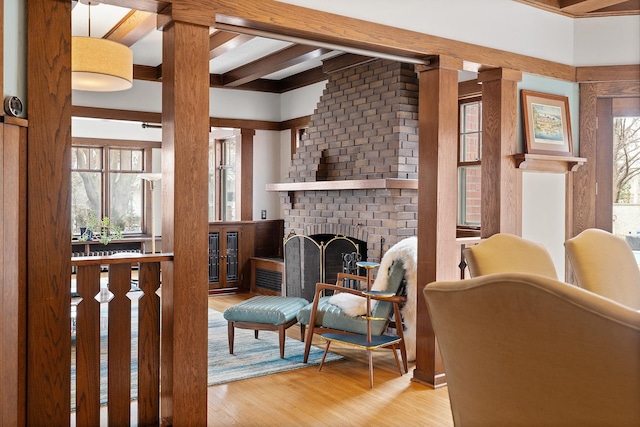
[
  {"left": 288, "top": 59, "right": 419, "bottom": 183},
  {"left": 282, "top": 58, "right": 420, "bottom": 260}
]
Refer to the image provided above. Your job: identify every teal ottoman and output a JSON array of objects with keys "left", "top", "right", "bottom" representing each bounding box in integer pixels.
[{"left": 223, "top": 296, "right": 309, "bottom": 359}]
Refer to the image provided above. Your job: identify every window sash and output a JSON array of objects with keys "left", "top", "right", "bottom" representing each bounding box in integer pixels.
[
  {"left": 458, "top": 98, "right": 482, "bottom": 228},
  {"left": 71, "top": 145, "right": 148, "bottom": 236}
]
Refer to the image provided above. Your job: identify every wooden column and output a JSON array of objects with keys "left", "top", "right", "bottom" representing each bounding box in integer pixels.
[
  {"left": 26, "top": 1, "right": 72, "bottom": 424},
  {"left": 0, "top": 0, "right": 3, "bottom": 101},
  {"left": 160, "top": 18, "right": 210, "bottom": 426},
  {"left": 413, "top": 56, "right": 461, "bottom": 388},
  {"left": 239, "top": 128, "right": 255, "bottom": 220},
  {"left": 0, "top": 119, "right": 28, "bottom": 426},
  {"left": 478, "top": 68, "right": 522, "bottom": 237},
  {"left": 573, "top": 83, "right": 599, "bottom": 234}
]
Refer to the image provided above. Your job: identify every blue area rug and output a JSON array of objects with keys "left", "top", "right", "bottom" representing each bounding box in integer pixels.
[
  {"left": 208, "top": 308, "right": 342, "bottom": 384},
  {"left": 71, "top": 307, "right": 342, "bottom": 409}
]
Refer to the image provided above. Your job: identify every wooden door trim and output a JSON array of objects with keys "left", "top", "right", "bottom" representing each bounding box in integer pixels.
[{"left": 573, "top": 82, "right": 640, "bottom": 237}]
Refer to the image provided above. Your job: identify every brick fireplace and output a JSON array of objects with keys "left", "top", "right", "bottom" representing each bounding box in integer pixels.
[{"left": 268, "top": 58, "right": 420, "bottom": 262}]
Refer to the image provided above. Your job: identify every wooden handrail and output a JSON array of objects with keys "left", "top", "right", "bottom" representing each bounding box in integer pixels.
[{"left": 71, "top": 252, "right": 173, "bottom": 267}]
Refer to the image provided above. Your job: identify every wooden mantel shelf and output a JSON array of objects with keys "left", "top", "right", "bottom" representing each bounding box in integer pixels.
[
  {"left": 265, "top": 178, "right": 418, "bottom": 192},
  {"left": 514, "top": 153, "right": 586, "bottom": 172}
]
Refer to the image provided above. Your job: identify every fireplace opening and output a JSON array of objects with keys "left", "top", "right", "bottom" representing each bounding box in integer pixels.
[{"left": 283, "top": 234, "right": 368, "bottom": 301}]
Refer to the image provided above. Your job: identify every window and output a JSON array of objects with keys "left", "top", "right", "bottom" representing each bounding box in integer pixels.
[
  {"left": 458, "top": 98, "right": 482, "bottom": 227},
  {"left": 208, "top": 131, "right": 239, "bottom": 222},
  {"left": 71, "top": 146, "right": 103, "bottom": 234},
  {"left": 71, "top": 145, "right": 146, "bottom": 235},
  {"left": 219, "top": 138, "right": 237, "bottom": 221},
  {"left": 108, "top": 148, "right": 144, "bottom": 232}
]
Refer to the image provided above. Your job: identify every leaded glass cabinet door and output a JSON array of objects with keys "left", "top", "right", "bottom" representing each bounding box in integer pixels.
[{"left": 208, "top": 226, "right": 241, "bottom": 292}]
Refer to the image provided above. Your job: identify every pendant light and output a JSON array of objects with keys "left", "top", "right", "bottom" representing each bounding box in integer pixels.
[{"left": 72, "top": 2, "right": 133, "bottom": 92}]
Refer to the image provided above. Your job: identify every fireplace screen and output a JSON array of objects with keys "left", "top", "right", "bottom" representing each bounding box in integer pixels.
[{"left": 283, "top": 234, "right": 363, "bottom": 301}]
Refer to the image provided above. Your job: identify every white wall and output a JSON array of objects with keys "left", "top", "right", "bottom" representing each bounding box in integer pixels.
[
  {"left": 277, "top": 0, "right": 574, "bottom": 64},
  {"left": 280, "top": 81, "right": 326, "bottom": 121},
  {"left": 277, "top": 0, "right": 639, "bottom": 67},
  {"left": 73, "top": 80, "right": 283, "bottom": 121},
  {"left": 574, "top": 16, "right": 640, "bottom": 66},
  {"left": 4, "top": 0, "right": 26, "bottom": 115},
  {"left": 252, "top": 130, "right": 283, "bottom": 220},
  {"left": 521, "top": 172, "right": 566, "bottom": 279},
  {"left": 72, "top": 116, "right": 163, "bottom": 141}
]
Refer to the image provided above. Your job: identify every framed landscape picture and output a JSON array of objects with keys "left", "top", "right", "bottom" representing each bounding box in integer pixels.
[{"left": 521, "top": 90, "right": 573, "bottom": 156}]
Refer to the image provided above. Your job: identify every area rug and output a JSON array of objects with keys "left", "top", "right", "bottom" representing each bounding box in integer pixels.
[
  {"left": 207, "top": 308, "right": 342, "bottom": 385},
  {"left": 71, "top": 307, "right": 342, "bottom": 409}
]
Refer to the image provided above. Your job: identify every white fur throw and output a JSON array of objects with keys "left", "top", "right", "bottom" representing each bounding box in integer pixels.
[{"left": 328, "top": 237, "right": 418, "bottom": 361}]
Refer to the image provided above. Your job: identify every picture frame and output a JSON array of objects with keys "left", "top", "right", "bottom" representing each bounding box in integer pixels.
[{"left": 521, "top": 90, "right": 573, "bottom": 156}]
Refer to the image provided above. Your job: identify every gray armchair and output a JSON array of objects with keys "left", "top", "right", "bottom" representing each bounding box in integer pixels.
[{"left": 297, "top": 260, "right": 408, "bottom": 379}]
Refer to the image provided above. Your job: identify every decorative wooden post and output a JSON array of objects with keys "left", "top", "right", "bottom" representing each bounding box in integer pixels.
[
  {"left": 478, "top": 68, "right": 522, "bottom": 237},
  {"left": 413, "top": 56, "right": 461, "bottom": 388},
  {"left": 26, "top": 0, "right": 73, "bottom": 423},
  {"left": 160, "top": 17, "right": 210, "bottom": 425}
]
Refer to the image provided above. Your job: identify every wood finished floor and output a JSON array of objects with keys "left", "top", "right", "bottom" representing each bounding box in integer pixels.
[
  {"left": 207, "top": 294, "right": 454, "bottom": 427},
  {"left": 73, "top": 293, "right": 454, "bottom": 426}
]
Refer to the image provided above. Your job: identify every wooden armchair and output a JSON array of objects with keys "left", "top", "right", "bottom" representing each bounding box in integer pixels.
[{"left": 297, "top": 260, "right": 408, "bottom": 384}]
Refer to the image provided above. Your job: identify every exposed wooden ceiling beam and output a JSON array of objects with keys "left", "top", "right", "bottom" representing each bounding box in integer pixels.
[
  {"left": 323, "top": 53, "right": 375, "bottom": 74},
  {"left": 209, "top": 31, "right": 254, "bottom": 59},
  {"left": 518, "top": 0, "right": 639, "bottom": 16},
  {"left": 275, "top": 67, "right": 328, "bottom": 92},
  {"left": 72, "top": 105, "right": 162, "bottom": 123},
  {"left": 213, "top": 67, "right": 329, "bottom": 93},
  {"left": 596, "top": 0, "right": 640, "bottom": 14},
  {"left": 221, "top": 45, "right": 330, "bottom": 87},
  {"left": 134, "top": 63, "right": 327, "bottom": 93},
  {"left": 72, "top": 105, "right": 290, "bottom": 131},
  {"left": 103, "top": 10, "right": 157, "bottom": 47},
  {"left": 134, "top": 64, "right": 163, "bottom": 81},
  {"left": 101, "top": 9, "right": 327, "bottom": 93},
  {"left": 560, "top": 0, "right": 631, "bottom": 14},
  {"left": 95, "top": 0, "right": 168, "bottom": 14}
]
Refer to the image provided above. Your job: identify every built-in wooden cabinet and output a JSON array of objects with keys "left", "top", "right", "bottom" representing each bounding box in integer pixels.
[
  {"left": 208, "top": 220, "right": 283, "bottom": 294},
  {"left": 208, "top": 225, "right": 243, "bottom": 293}
]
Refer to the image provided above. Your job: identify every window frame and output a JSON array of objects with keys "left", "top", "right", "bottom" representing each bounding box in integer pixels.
[
  {"left": 457, "top": 96, "right": 483, "bottom": 229},
  {"left": 208, "top": 129, "right": 242, "bottom": 222},
  {"left": 71, "top": 138, "right": 159, "bottom": 237}
]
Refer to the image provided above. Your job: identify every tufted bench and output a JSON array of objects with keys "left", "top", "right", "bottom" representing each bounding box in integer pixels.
[{"left": 223, "top": 295, "right": 310, "bottom": 359}]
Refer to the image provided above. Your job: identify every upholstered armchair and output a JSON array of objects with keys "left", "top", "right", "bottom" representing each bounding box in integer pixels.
[
  {"left": 565, "top": 228, "right": 640, "bottom": 309},
  {"left": 463, "top": 233, "right": 558, "bottom": 279},
  {"left": 297, "top": 260, "right": 408, "bottom": 375},
  {"left": 424, "top": 272, "right": 640, "bottom": 426}
]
